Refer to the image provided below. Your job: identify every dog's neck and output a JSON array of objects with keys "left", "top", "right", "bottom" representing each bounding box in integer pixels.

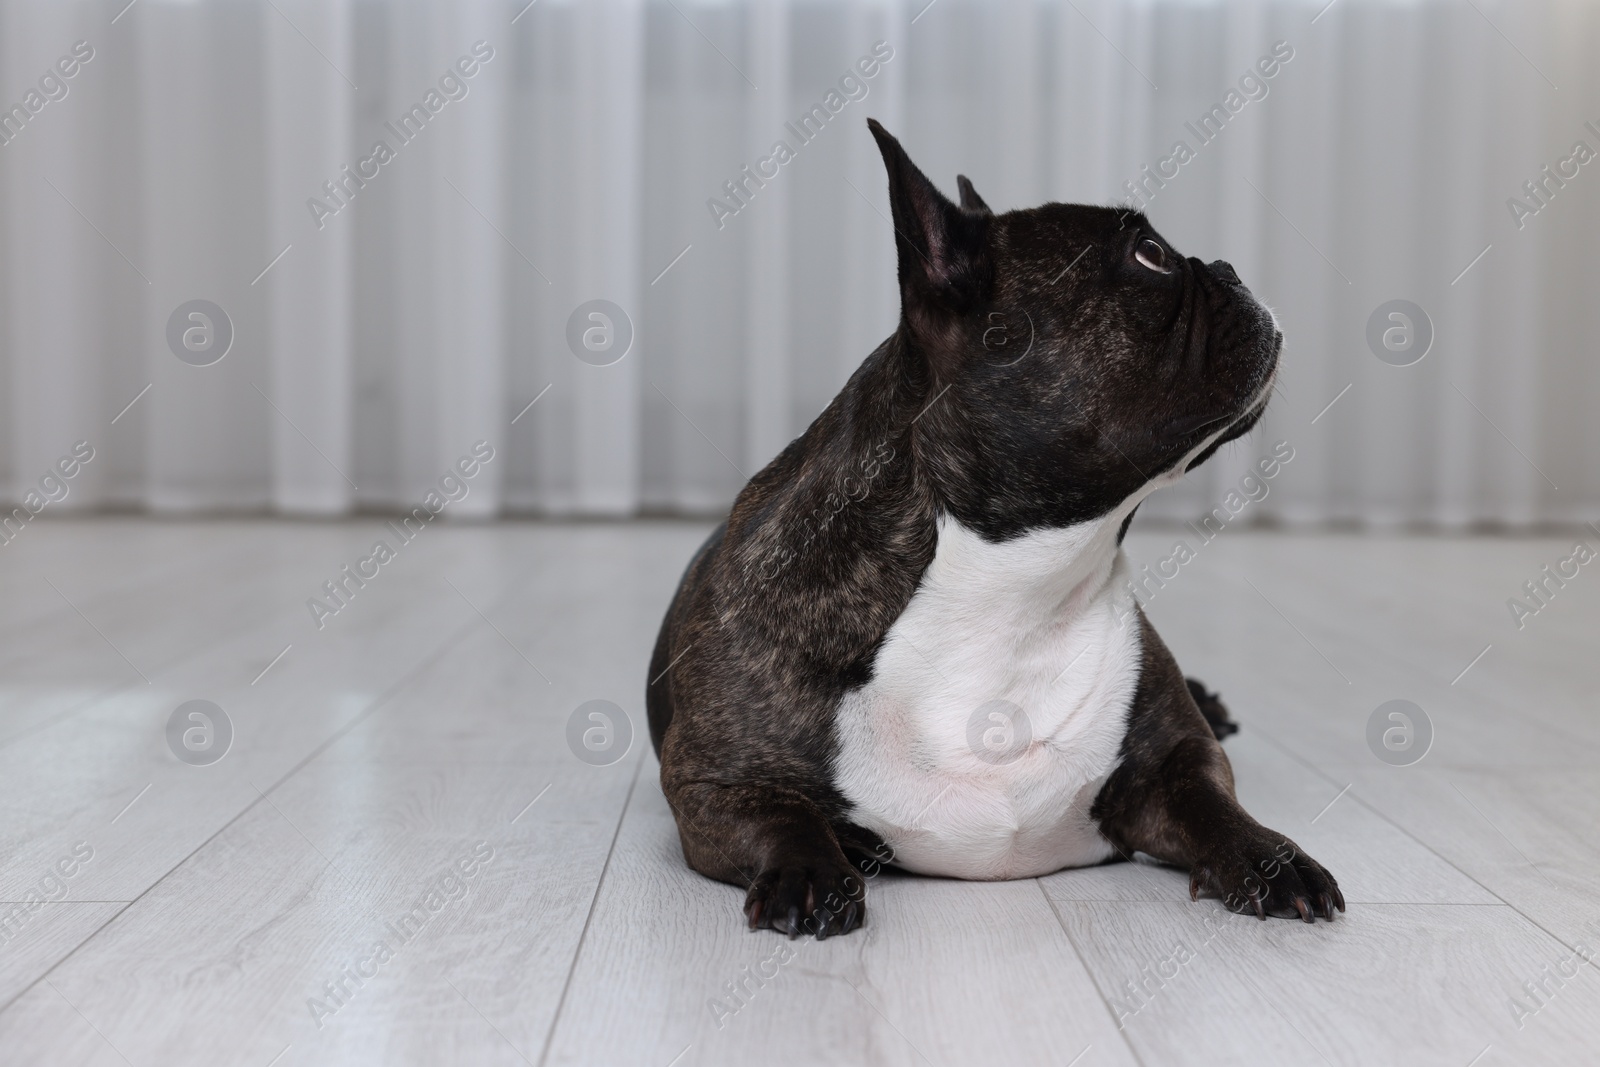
[
  {"left": 918, "top": 402, "right": 1251, "bottom": 628},
  {"left": 922, "top": 488, "right": 1139, "bottom": 638}
]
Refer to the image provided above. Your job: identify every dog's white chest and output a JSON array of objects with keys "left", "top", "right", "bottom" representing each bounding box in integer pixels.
[{"left": 832, "top": 514, "right": 1143, "bottom": 880}]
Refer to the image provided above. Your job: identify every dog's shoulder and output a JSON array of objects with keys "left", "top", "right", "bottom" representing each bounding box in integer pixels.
[{"left": 649, "top": 345, "right": 942, "bottom": 791}]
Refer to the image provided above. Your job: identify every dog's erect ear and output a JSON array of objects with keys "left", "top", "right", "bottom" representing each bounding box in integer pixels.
[
  {"left": 867, "top": 119, "right": 991, "bottom": 313},
  {"left": 955, "top": 175, "right": 991, "bottom": 215}
]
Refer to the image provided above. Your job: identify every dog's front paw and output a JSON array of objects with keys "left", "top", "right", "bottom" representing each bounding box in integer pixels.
[
  {"left": 744, "top": 860, "right": 865, "bottom": 939},
  {"left": 1190, "top": 831, "right": 1345, "bottom": 923}
]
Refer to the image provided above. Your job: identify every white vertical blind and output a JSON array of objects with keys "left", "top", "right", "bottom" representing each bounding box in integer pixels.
[
  {"left": 571, "top": 0, "right": 643, "bottom": 516},
  {"left": 139, "top": 0, "right": 270, "bottom": 512},
  {"left": 744, "top": 0, "right": 791, "bottom": 480},
  {"left": 0, "top": 0, "right": 1595, "bottom": 527},
  {"left": 266, "top": 0, "right": 354, "bottom": 514},
  {"left": 3, "top": 2, "right": 105, "bottom": 508}
]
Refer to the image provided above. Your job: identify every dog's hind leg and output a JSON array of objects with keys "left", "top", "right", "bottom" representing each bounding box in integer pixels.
[
  {"left": 664, "top": 781, "right": 868, "bottom": 939},
  {"left": 1185, "top": 677, "right": 1238, "bottom": 740}
]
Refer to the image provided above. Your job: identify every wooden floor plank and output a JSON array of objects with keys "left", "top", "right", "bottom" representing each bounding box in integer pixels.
[
  {"left": 0, "top": 902, "right": 123, "bottom": 1007},
  {"left": 0, "top": 633, "right": 645, "bottom": 1065},
  {"left": 543, "top": 776, "right": 1140, "bottom": 1067},
  {"left": 1056, "top": 900, "right": 1600, "bottom": 1066},
  {"left": 0, "top": 521, "right": 701, "bottom": 1064}
]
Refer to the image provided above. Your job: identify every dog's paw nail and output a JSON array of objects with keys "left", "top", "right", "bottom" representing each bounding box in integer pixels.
[
  {"left": 1197, "top": 834, "right": 1342, "bottom": 923},
  {"left": 744, "top": 862, "right": 867, "bottom": 939}
]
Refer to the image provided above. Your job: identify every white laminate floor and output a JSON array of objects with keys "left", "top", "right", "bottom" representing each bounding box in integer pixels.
[{"left": 1, "top": 518, "right": 1598, "bottom": 1066}]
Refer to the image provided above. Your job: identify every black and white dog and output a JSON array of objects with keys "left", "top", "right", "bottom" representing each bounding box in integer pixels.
[{"left": 647, "top": 120, "right": 1342, "bottom": 937}]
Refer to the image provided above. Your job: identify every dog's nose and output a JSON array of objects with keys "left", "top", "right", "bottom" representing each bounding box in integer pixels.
[{"left": 1209, "top": 259, "right": 1241, "bottom": 284}]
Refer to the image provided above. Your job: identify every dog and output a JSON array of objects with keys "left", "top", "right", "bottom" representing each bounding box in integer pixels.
[{"left": 647, "top": 119, "right": 1342, "bottom": 938}]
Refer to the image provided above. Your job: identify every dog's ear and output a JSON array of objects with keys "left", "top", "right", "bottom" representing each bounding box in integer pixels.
[
  {"left": 867, "top": 119, "right": 991, "bottom": 314},
  {"left": 955, "top": 175, "right": 991, "bottom": 215}
]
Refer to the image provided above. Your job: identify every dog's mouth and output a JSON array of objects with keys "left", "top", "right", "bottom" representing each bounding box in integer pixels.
[
  {"left": 1161, "top": 262, "right": 1281, "bottom": 448},
  {"left": 1162, "top": 409, "right": 1237, "bottom": 440},
  {"left": 1182, "top": 344, "right": 1279, "bottom": 471}
]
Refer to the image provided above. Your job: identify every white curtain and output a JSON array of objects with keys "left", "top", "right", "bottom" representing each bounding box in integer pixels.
[{"left": 1, "top": 0, "right": 1596, "bottom": 526}]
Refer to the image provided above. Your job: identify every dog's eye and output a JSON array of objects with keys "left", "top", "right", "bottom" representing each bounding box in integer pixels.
[{"left": 1134, "top": 238, "right": 1171, "bottom": 274}]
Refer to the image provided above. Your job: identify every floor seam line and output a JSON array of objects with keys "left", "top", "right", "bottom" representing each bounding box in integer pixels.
[
  {"left": 1037, "top": 879, "right": 1150, "bottom": 1067},
  {"left": 0, "top": 608, "right": 491, "bottom": 1020},
  {"left": 1251, "top": 725, "right": 1588, "bottom": 955},
  {"left": 536, "top": 754, "right": 646, "bottom": 1067}
]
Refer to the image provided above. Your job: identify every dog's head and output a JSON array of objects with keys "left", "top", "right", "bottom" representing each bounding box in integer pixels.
[{"left": 868, "top": 120, "right": 1281, "bottom": 537}]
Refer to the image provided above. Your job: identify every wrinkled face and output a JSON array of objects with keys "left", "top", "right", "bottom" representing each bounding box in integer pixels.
[
  {"left": 868, "top": 122, "right": 1281, "bottom": 536},
  {"left": 963, "top": 205, "right": 1281, "bottom": 495}
]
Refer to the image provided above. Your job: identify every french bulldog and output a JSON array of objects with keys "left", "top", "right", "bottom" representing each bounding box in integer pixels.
[{"left": 647, "top": 119, "right": 1342, "bottom": 938}]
